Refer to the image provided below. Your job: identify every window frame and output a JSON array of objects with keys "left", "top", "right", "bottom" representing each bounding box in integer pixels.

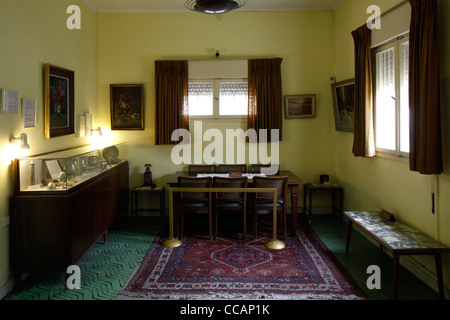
[
  {"left": 188, "top": 78, "right": 248, "bottom": 121},
  {"left": 372, "top": 34, "right": 410, "bottom": 160}
]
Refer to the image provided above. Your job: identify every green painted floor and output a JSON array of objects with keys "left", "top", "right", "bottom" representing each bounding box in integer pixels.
[
  {"left": 4, "top": 214, "right": 442, "bottom": 300},
  {"left": 5, "top": 217, "right": 160, "bottom": 300}
]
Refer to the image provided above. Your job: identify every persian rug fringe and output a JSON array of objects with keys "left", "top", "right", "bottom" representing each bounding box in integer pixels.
[{"left": 117, "top": 292, "right": 363, "bottom": 300}]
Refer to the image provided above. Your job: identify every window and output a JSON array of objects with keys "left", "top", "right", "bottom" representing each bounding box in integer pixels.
[
  {"left": 188, "top": 79, "right": 248, "bottom": 119},
  {"left": 373, "top": 35, "right": 409, "bottom": 157}
]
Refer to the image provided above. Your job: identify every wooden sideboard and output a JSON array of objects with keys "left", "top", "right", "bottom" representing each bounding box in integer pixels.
[{"left": 9, "top": 161, "right": 129, "bottom": 278}]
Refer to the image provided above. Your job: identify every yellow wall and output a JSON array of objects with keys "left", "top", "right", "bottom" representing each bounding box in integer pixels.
[
  {"left": 96, "top": 11, "right": 336, "bottom": 190},
  {"left": 0, "top": 4, "right": 337, "bottom": 291},
  {"left": 0, "top": 0, "right": 97, "bottom": 289},
  {"left": 334, "top": 0, "right": 450, "bottom": 288}
]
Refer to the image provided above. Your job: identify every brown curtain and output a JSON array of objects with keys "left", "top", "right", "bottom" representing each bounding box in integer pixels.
[
  {"left": 248, "top": 58, "right": 283, "bottom": 142},
  {"left": 155, "top": 60, "right": 189, "bottom": 145},
  {"left": 408, "top": 0, "right": 442, "bottom": 174},
  {"left": 351, "top": 25, "right": 375, "bottom": 157}
]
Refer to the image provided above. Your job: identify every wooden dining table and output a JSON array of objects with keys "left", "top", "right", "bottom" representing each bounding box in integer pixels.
[{"left": 166, "top": 170, "right": 304, "bottom": 236}]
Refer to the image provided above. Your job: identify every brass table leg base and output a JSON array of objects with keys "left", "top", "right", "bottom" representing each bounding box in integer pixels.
[
  {"left": 264, "top": 240, "right": 285, "bottom": 250},
  {"left": 162, "top": 238, "right": 182, "bottom": 248}
]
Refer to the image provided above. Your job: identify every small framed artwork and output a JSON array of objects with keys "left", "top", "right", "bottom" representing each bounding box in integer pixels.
[
  {"left": 22, "top": 98, "right": 36, "bottom": 128},
  {"left": 331, "top": 78, "right": 355, "bottom": 132},
  {"left": 44, "top": 64, "right": 75, "bottom": 139},
  {"left": 44, "top": 159, "right": 62, "bottom": 180},
  {"left": 1, "top": 88, "right": 19, "bottom": 114},
  {"left": 285, "top": 94, "right": 316, "bottom": 119},
  {"left": 110, "top": 84, "right": 144, "bottom": 130},
  {"left": 78, "top": 115, "right": 86, "bottom": 137}
]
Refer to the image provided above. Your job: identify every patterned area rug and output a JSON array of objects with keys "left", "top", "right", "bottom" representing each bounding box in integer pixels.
[{"left": 118, "top": 220, "right": 365, "bottom": 300}]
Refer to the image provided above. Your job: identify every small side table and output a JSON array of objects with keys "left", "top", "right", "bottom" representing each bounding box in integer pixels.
[
  {"left": 131, "top": 185, "right": 165, "bottom": 219},
  {"left": 303, "top": 183, "right": 343, "bottom": 217}
]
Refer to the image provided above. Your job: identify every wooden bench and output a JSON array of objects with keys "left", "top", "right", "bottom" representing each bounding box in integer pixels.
[{"left": 344, "top": 211, "right": 450, "bottom": 300}]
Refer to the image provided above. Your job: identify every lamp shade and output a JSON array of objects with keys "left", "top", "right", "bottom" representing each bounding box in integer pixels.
[{"left": 185, "top": 0, "right": 247, "bottom": 14}]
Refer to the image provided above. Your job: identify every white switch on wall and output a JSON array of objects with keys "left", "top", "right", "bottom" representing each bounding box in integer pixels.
[{"left": 3, "top": 216, "right": 10, "bottom": 227}]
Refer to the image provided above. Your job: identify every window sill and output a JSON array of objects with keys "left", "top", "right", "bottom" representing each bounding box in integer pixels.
[
  {"left": 189, "top": 116, "right": 247, "bottom": 122},
  {"left": 375, "top": 151, "right": 409, "bottom": 163}
]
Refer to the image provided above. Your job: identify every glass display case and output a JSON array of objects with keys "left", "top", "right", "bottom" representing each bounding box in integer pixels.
[{"left": 13, "top": 142, "right": 127, "bottom": 193}]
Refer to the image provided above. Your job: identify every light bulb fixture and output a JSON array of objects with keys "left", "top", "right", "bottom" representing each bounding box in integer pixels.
[
  {"left": 185, "top": 0, "right": 247, "bottom": 15},
  {"left": 90, "top": 127, "right": 103, "bottom": 136},
  {"left": 9, "top": 133, "right": 30, "bottom": 150}
]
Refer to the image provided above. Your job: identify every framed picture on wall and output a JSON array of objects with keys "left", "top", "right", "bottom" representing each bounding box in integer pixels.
[
  {"left": 110, "top": 84, "right": 144, "bottom": 130},
  {"left": 44, "top": 64, "right": 75, "bottom": 139},
  {"left": 331, "top": 78, "right": 355, "bottom": 132},
  {"left": 22, "top": 98, "right": 37, "bottom": 128},
  {"left": 285, "top": 94, "right": 316, "bottom": 119}
]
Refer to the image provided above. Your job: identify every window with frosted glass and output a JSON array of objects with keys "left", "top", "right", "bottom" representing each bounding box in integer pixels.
[
  {"left": 188, "top": 79, "right": 248, "bottom": 118},
  {"left": 219, "top": 81, "right": 248, "bottom": 116},
  {"left": 188, "top": 81, "right": 214, "bottom": 116},
  {"left": 399, "top": 42, "right": 409, "bottom": 153},
  {"left": 373, "top": 36, "right": 409, "bottom": 157},
  {"left": 376, "top": 47, "right": 396, "bottom": 151}
]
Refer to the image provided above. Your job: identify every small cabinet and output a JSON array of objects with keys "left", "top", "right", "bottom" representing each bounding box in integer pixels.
[{"left": 10, "top": 143, "right": 129, "bottom": 276}]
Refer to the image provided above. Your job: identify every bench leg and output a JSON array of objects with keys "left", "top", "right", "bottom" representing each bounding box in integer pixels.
[
  {"left": 435, "top": 253, "right": 445, "bottom": 300},
  {"left": 393, "top": 253, "right": 399, "bottom": 300}
]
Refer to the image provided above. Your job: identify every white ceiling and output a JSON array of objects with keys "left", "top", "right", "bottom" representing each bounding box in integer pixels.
[{"left": 82, "top": 0, "right": 345, "bottom": 13}]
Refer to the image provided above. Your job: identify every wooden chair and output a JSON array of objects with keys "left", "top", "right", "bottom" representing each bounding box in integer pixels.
[
  {"left": 177, "top": 176, "right": 213, "bottom": 240},
  {"left": 188, "top": 164, "right": 216, "bottom": 176},
  {"left": 250, "top": 164, "right": 280, "bottom": 175},
  {"left": 213, "top": 176, "right": 248, "bottom": 240},
  {"left": 217, "top": 164, "right": 247, "bottom": 174},
  {"left": 252, "top": 176, "right": 288, "bottom": 239}
]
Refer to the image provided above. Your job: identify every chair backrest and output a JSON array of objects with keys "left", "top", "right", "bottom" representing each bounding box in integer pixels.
[
  {"left": 253, "top": 176, "right": 288, "bottom": 201},
  {"left": 177, "top": 176, "right": 212, "bottom": 200},
  {"left": 188, "top": 164, "right": 216, "bottom": 176},
  {"left": 250, "top": 164, "right": 280, "bottom": 175},
  {"left": 213, "top": 176, "right": 248, "bottom": 201},
  {"left": 217, "top": 164, "right": 247, "bottom": 174}
]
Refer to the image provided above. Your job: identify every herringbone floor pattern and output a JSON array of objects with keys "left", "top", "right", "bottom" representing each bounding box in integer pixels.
[{"left": 6, "top": 217, "right": 161, "bottom": 300}]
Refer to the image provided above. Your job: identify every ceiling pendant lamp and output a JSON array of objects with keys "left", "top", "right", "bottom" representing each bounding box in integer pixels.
[{"left": 185, "top": 0, "right": 247, "bottom": 15}]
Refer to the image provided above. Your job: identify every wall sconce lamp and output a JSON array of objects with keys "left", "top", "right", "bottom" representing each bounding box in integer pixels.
[
  {"left": 10, "top": 133, "right": 30, "bottom": 150},
  {"left": 90, "top": 127, "right": 103, "bottom": 136}
]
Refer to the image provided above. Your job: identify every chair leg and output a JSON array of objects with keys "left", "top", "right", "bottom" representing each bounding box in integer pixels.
[
  {"left": 209, "top": 202, "right": 213, "bottom": 241},
  {"left": 214, "top": 205, "right": 218, "bottom": 240},
  {"left": 180, "top": 210, "right": 184, "bottom": 240},
  {"left": 253, "top": 205, "right": 258, "bottom": 239}
]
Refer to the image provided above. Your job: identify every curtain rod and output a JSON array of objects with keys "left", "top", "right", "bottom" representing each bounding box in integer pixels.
[
  {"left": 155, "top": 58, "right": 282, "bottom": 62},
  {"left": 359, "top": 0, "right": 409, "bottom": 31},
  {"left": 157, "top": 56, "right": 282, "bottom": 62},
  {"left": 380, "top": 0, "right": 409, "bottom": 18}
]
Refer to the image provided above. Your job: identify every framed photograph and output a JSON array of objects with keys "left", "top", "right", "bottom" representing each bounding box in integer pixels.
[
  {"left": 110, "top": 84, "right": 144, "bottom": 130},
  {"left": 285, "top": 94, "right": 316, "bottom": 119},
  {"left": 44, "top": 64, "right": 75, "bottom": 139},
  {"left": 331, "top": 79, "right": 355, "bottom": 132}
]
